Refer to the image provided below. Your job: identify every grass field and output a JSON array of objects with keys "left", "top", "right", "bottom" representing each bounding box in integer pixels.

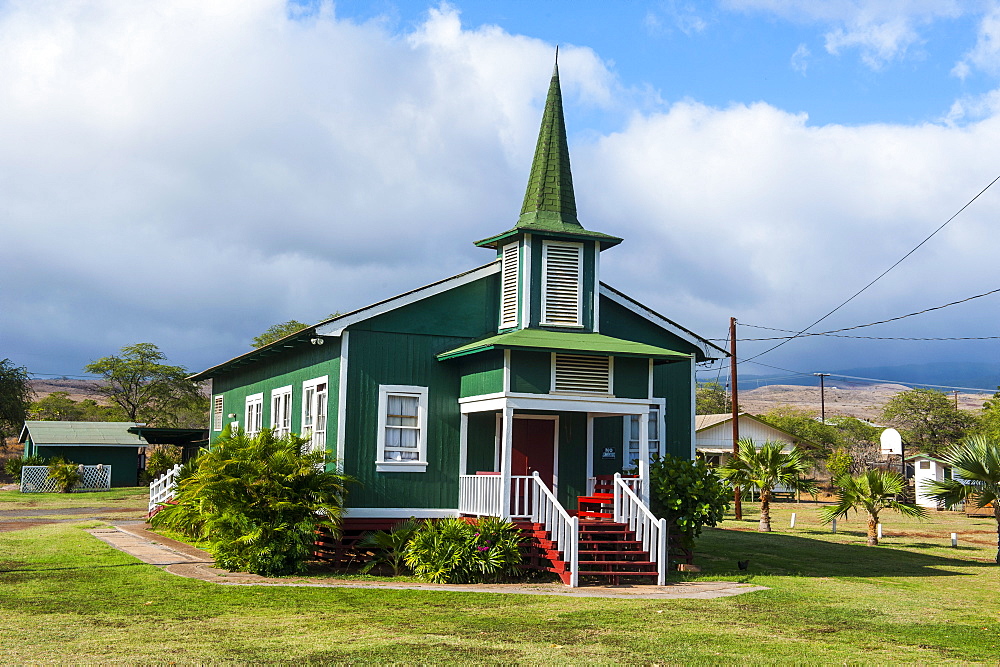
[
  {"left": 0, "top": 487, "right": 149, "bottom": 511},
  {"left": 1, "top": 500, "right": 998, "bottom": 663}
]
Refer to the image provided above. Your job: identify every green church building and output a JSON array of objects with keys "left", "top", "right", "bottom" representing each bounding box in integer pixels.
[{"left": 190, "top": 62, "right": 723, "bottom": 581}]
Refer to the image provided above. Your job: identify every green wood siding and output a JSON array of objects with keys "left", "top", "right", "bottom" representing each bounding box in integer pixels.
[
  {"left": 342, "top": 329, "right": 468, "bottom": 509},
  {"left": 35, "top": 446, "right": 138, "bottom": 487},
  {"left": 656, "top": 358, "right": 694, "bottom": 459},
  {"left": 466, "top": 412, "right": 497, "bottom": 474},
  {"left": 613, "top": 356, "right": 648, "bottom": 399},
  {"left": 459, "top": 352, "right": 503, "bottom": 398},
  {"left": 555, "top": 411, "right": 588, "bottom": 507},
  {"left": 510, "top": 350, "right": 550, "bottom": 394},
  {"left": 592, "top": 416, "right": 625, "bottom": 476},
  {"left": 211, "top": 339, "right": 341, "bottom": 461}
]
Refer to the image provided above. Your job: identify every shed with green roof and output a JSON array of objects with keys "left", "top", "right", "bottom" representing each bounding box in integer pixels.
[{"left": 19, "top": 421, "right": 147, "bottom": 487}]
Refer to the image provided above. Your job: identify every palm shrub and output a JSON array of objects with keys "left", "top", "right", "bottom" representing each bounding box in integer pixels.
[
  {"left": 717, "top": 439, "right": 818, "bottom": 532},
  {"left": 403, "top": 517, "right": 524, "bottom": 584},
  {"left": 146, "top": 444, "right": 182, "bottom": 478},
  {"left": 922, "top": 436, "right": 1000, "bottom": 563},
  {"left": 648, "top": 454, "right": 729, "bottom": 562},
  {"left": 46, "top": 457, "right": 82, "bottom": 493},
  {"left": 357, "top": 519, "right": 421, "bottom": 576},
  {"left": 151, "top": 428, "right": 354, "bottom": 576},
  {"left": 820, "top": 469, "right": 926, "bottom": 545},
  {"left": 5, "top": 454, "right": 46, "bottom": 482}
]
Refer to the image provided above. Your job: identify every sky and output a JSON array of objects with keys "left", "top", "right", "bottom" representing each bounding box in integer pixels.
[{"left": 3, "top": 0, "right": 1000, "bottom": 388}]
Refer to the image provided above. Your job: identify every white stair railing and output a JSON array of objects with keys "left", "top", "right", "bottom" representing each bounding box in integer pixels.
[
  {"left": 148, "top": 463, "right": 183, "bottom": 513},
  {"left": 528, "top": 471, "right": 579, "bottom": 587},
  {"left": 613, "top": 472, "right": 669, "bottom": 585}
]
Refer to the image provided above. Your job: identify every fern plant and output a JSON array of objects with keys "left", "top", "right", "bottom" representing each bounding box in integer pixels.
[
  {"left": 151, "top": 427, "right": 355, "bottom": 576},
  {"left": 46, "top": 457, "right": 82, "bottom": 493},
  {"left": 357, "top": 519, "right": 420, "bottom": 576},
  {"left": 403, "top": 517, "right": 524, "bottom": 584}
]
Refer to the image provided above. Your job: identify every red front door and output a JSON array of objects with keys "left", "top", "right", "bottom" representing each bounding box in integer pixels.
[{"left": 512, "top": 418, "right": 556, "bottom": 488}]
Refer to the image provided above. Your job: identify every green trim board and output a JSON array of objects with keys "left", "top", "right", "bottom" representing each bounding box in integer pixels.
[{"left": 436, "top": 328, "right": 692, "bottom": 362}]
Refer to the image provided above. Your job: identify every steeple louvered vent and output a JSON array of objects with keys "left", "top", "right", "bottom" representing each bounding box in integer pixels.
[
  {"left": 542, "top": 241, "right": 582, "bottom": 326},
  {"left": 500, "top": 243, "right": 519, "bottom": 329},
  {"left": 554, "top": 354, "right": 611, "bottom": 394}
]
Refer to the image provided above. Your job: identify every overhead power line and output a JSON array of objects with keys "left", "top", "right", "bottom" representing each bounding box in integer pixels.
[{"left": 741, "top": 173, "right": 1000, "bottom": 364}]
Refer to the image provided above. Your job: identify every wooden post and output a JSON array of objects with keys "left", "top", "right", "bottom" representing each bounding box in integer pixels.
[{"left": 730, "top": 316, "right": 742, "bottom": 520}]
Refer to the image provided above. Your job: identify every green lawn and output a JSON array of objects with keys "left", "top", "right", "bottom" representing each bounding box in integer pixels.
[
  {"left": 1, "top": 502, "right": 998, "bottom": 663},
  {"left": 0, "top": 487, "right": 149, "bottom": 511}
]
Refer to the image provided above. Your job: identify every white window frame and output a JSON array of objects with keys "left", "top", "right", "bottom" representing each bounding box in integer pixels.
[
  {"left": 244, "top": 393, "right": 264, "bottom": 436},
  {"left": 376, "top": 384, "right": 429, "bottom": 473},
  {"left": 624, "top": 403, "right": 664, "bottom": 469},
  {"left": 499, "top": 242, "right": 520, "bottom": 330},
  {"left": 270, "top": 385, "right": 293, "bottom": 438},
  {"left": 212, "top": 395, "right": 224, "bottom": 432},
  {"left": 302, "top": 376, "right": 329, "bottom": 454},
  {"left": 541, "top": 240, "right": 583, "bottom": 327}
]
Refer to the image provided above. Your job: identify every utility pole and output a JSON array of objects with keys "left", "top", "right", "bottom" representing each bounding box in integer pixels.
[
  {"left": 954, "top": 390, "right": 959, "bottom": 409},
  {"left": 814, "top": 373, "right": 830, "bottom": 423},
  {"left": 730, "top": 317, "right": 742, "bottom": 520}
]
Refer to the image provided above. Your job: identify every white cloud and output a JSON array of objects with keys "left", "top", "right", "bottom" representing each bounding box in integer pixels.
[
  {"left": 723, "top": 0, "right": 967, "bottom": 68},
  {"left": 644, "top": 1, "right": 709, "bottom": 37},
  {"left": 3, "top": 0, "right": 1000, "bottom": 379},
  {"left": 954, "top": 5, "right": 1000, "bottom": 78},
  {"left": 791, "top": 43, "right": 811, "bottom": 73}
]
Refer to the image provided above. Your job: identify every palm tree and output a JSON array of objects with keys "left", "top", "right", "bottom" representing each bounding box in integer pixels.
[
  {"left": 922, "top": 436, "right": 1000, "bottom": 564},
  {"left": 717, "top": 439, "right": 817, "bottom": 532},
  {"left": 820, "top": 469, "right": 926, "bottom": 545}
]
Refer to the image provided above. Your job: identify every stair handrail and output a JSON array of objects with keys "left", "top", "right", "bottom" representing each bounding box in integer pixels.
[
  {"left": 529, "top": 471, "right": 579, "bottom": 587},
  {"left": 148, "top": 463, "right": 183, "bottom": 513},
  {"left": 613, "top": 472, "right": 669, "bottom": 585}
]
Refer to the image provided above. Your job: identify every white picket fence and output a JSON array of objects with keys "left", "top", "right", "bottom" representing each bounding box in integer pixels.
[
  {"left": 148, "top": 463, "right": 183, "bottom": 513},
  {"left": 20, "top": 465, "right": 112, "bottom": 493},
  {"left": 613, "top": 472, "right": 668, "bottom": 585}
]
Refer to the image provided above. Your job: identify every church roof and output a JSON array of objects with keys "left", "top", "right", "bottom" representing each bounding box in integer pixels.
[{"left": 475, "top": 57, "right": 622, "bottom": 250}]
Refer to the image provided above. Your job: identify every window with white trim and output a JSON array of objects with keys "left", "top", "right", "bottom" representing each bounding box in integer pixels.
[
  {"left": 302, "top": 377, "right": 328, "bottom": 453},
  {"left": 376, "top": 385, "right": 428, "bottom": 472},
  {"left": 270, "top": 385, "right": 292, "bottom": 438},
  {"left": 553, "top": 353, "right": 611, "bottom": 394},
  {"left": 499, "top": 242, "right": 520, "bottom": 329},
  {"left": 244, "top": 393, "right": 263, "bottom": 436},
  {"left": 213, "top": 395, "right": 224, "bottom": 431},
  {"left": 626, "top": 405, "right": 661, "bottom": 468},
  {"left": 541, "top": 241, "right": 583, "bottom": 326}
]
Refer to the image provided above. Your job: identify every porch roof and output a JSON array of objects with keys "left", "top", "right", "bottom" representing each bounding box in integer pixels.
[{"left": 436, "top": 329, "right": 692, "bottom": 362}]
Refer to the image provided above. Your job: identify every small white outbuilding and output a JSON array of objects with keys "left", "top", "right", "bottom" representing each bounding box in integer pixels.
[{"left": 906, "top": 453, "right": 953, "bottom": 509}]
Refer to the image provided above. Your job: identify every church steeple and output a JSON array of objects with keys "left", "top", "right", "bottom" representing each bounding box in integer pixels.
[
  {"left": 518, "top": 57, "right": 580, "bottom": 229},
  {"left": 475, "top": 53, "right": 621, "bottom": 250}
]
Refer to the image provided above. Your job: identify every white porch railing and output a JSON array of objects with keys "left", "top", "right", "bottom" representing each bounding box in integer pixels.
[
  {"left": 587, "top": 475, "right": 641, "bottom": 496},
  {"left": 458, "top": 472, "right": 580, "bottom": 587},
  {"left": 613, "top": 472, "right": 668, "bottom": 585},
  {"left": 529, "top": 472, "right": 579, "bottom": 588},
  {"left": 148, "top": 463, "right": 183, "bottom": 513}
]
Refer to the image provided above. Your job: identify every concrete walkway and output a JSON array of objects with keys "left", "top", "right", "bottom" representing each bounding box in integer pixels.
[{"left": 87, "top": 523, "right": 769, "bottom": 600}]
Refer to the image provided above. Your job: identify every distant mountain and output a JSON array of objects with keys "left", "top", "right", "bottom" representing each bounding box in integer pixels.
[{"left": 740, "top": 361, "right": 1000, "bottom": 393}]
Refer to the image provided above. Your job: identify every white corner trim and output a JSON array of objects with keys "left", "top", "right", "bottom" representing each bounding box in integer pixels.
[
  {"left": 316, "top": 262, "right": 501, "bottom": 337},
  {"left": 336, "top": 332, "right": 350, "bottom": 470},
  {"left": 522, "top": 233, "right": 532, "bottom": 327}
]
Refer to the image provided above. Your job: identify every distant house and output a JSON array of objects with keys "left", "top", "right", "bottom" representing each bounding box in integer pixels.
[
  {"left": 20, "top": 421, "right": 147, "bottom": 487},
  {"left": 695, "top": 412, "right": 809, "bottom": 466},
  {"left": 19, "top": 421, "right": 208, "bottom": 487},
  {"left": 906, "top": 453, "right": 954, "bottom": 509}
]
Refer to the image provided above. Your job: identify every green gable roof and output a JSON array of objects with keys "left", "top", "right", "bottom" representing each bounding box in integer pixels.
[
  {"left": 19, "top": 421, "right": 147, "bottom": 447},
  {"left": 436, "top": 328, "right": 691, "bottom": 362},
  {"left": 475, "top": 58, "right": 622, "bottom": 250}
]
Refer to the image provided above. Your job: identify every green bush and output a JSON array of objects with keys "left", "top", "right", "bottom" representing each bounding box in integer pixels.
[
  {"left": 151, "top": 428, "right": 354, "bottom": 576},
  {"left": 5, "top": 454, "right": 46, "bottom": 482},
  {"left": 146, "top": 444, "right": 182, "bottom": 478},
  {"left": 403, "top": 517, "right": 524, "bottom": 584},
  {"left": 357, "top": 519, "right": 421, "bottom": 576},
  {"left": 648, "top": 454, "right": 730, "bottom": 560},
  {"left": 46, "top": 457, "right": 82, "bottom": 493}
]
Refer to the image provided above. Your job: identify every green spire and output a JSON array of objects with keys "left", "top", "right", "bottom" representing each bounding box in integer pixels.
[
  {"left": 474, "top": 53, "right": 622, "bottom": 250},
  {"left": 518, "top": 58, "right": 579, "bottom": 227}
]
